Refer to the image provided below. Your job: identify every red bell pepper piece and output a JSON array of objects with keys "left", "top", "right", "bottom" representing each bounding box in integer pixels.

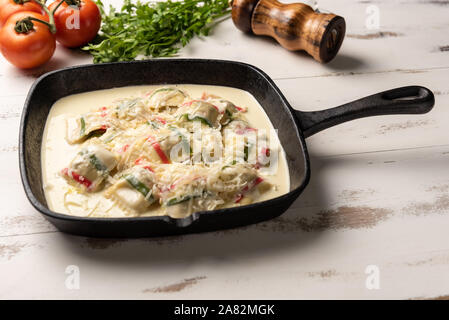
[
  {"left": 61, "top": 168, "right": 92, "bottom": 189},
  {"left": 235, "top": 177, "right": 264, "bottom": 203},
  {"left": 147, "top": 135, "right": 170, "bottom": 164}
]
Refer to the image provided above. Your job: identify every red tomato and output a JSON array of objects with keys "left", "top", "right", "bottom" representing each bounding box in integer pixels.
[
  {"left": 0, "top": 0, "right": 43, "bottom": 28},
  {"left": 49, "top": 0, "right": 101, "bottom": 48},
  {"left": 0, "top": 11, "right": 56, "bottom": 69}
]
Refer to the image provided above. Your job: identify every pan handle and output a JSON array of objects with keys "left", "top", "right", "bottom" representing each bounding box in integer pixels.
[{"left": 296, "top": 86, "right": 435, "bottom": 138}]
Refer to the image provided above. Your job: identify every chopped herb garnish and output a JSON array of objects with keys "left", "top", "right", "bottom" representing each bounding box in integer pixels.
[
  {"left": 89, "top": 154, "right": 108, "bottom": 172},
  {"left": 166, "top": 195, "right": 192, "bottom": 206},
  {"left": 80, "top": 117, "right": 86, "bottom": 137},
  {"left": 181, "top": 113, "right": 213, "bottom": 127},
  {"left": 83, "top": 0, "right": 231, "bottom": 63},
  {"left": 222, "top": 160, "right": 237, "bottom": 170},
  {"left": 165, "top": 191, "right": 207, "bottom": 206},
  {"left": 125, "top": 174, "right": 154, "bottom": 202},
  {"left": 244, "top": 144, "right": 249, "bottom": 162}
]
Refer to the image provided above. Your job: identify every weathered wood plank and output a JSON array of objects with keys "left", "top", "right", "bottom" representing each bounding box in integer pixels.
[
  {"left": 1, "top": 145, "right": 449, "bottom": 299},
  {"left": 276, "top": 67, "right": 449, "bottom": 156},
  {"left": 0, "top": 0, "right": 448, "bottom": 88}
]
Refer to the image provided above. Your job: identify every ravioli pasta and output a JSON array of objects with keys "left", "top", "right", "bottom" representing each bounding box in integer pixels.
[{"left": 44, "top": 85, "right": 287, "bottom": 219}]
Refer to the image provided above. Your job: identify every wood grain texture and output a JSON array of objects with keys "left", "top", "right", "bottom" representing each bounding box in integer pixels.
[
  {"left": 250, "top": 0, "right": 345, "bottom": 62},
  {"left": 231, "top": 0, "right": 259, "bottom": 32},
  {"left": 0, "top": 0, "right": 448, "bottom": 299},
  {"left": 232, "top": 0, "right": 346, "bottom": 62}
]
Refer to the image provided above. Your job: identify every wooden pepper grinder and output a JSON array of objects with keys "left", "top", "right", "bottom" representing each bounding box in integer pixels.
[{"left": 231, "top": 0, "right": 346, "bottom": 63}]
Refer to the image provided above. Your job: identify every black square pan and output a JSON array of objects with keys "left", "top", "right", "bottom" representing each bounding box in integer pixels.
[{"left": 19, "top": 59, "right": 434, "bottom": 237}]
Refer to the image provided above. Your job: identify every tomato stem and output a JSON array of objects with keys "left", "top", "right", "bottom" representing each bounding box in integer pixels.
[
  {"left": 51, "top": 0, "right": 66, "bottom": 15},
  {"left": 65, "top": 0, "right": 81, "bottom": 8},
  {"left": 14, "top": 17, "right": 35, "bottom": 34},
  {"left": 32, "top": 0, "right": 62, "bottom": 34},
  {"left": 14, "top": 0, "right": 68, "bottom": 35},
  {"left": 28, "top": 16, "right": 55, "bottom": 31},
  {"left": 13, "top": 0, "right": 76, "bottom": 35}
]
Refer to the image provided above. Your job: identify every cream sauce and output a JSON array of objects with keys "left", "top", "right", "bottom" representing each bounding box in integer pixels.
[{"left": 41, "top": 85, "right": 290, "bottom": 218}]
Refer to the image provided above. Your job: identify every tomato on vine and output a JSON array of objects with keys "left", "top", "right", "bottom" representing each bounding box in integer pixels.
[
  {"left": 49, "top": 0, "right": 101, "bottom": 48},
  {"left": 0, "top": 11, "right": 55, "bottom": 69},
  {"left": 0, "top": 0, "right": 43, "bottom": 28},
  {"left": 0, "top": 0, "right": 102, "bottom": 68}
]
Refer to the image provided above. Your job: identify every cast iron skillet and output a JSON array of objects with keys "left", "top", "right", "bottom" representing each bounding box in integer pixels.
[{"left": 19, "top": 59, "right": 434, "bottom": 238}]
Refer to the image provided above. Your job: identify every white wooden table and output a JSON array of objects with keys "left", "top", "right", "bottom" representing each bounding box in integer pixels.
[{"left": 1, "top": 0, "right": 448, "bottom": 299}]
